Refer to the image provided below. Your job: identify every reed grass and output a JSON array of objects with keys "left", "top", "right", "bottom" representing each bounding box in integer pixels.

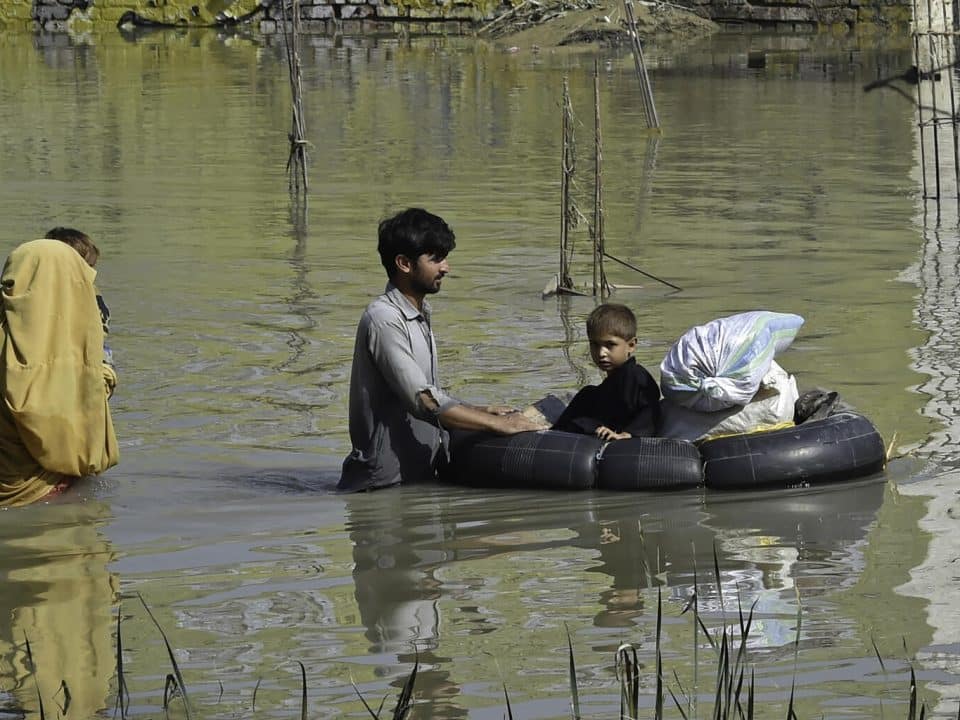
[
  {"left": 22, "top": 633, "right": 45, "bottom": 720},
  {"left": 15, "top": 566, "right": 957, "bottom": 719}
]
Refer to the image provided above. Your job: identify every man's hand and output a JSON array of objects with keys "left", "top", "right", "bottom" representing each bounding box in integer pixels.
[
  {"left": 494, "top": 412, "right": 550, "bottom": 434},
  {"left": 439, "top": 403, "right": 550, "bottom": 434},
  {"left": 595, "top": 426, "right": 631, "bottom": 442},
  {"left": 483, "top": 404, "right": 517, "bottom": 415}
]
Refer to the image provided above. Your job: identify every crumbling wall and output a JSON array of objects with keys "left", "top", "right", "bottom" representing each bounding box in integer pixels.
[{"left": 1, "top": 0, "right": 913, "bottom": 34}]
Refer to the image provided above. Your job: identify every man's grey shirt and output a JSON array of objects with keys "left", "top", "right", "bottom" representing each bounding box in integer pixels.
[{"left": 339, "top": 284, "right": 460, "bottom": 491}]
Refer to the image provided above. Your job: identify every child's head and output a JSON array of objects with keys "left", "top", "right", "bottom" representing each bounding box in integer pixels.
[
  {"left": 45, "top": 227, "right": 100, "bottom": 268},
  {"left": 586, "top": 303, "right": 638, "bottom": 374}
]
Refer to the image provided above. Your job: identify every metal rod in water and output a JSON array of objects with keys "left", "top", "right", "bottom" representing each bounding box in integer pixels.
[
  {"left": 925, "top": 0, "right": 943, "bottom": 201},
  {"left": 560, "top": 79, "right": 574, "bottom": 291},
  {"left": 282, "top": 0, "right": 308, "bottom": 194},
  {"left": 913, "top": 0, "right": 930, "bottom": 202},
  {"left": 938, "top": 0, "right": 960, "bottom": 203},
  {"left": 624, "top": 0, "right": 660, "bottom": 129},
  {"left": 593, "top": 60, "right": 607, "bottom": 296}
]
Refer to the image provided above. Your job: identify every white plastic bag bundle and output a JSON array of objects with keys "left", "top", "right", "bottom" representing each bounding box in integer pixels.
[
  {"left": 659, "top": 311, "right": 804, "bottom": 412},
  {"left": 659, "top": 361, "right": 800, "bottom": 442}
]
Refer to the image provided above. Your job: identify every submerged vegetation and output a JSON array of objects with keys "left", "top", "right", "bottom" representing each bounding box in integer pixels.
[{"left": 11, "top": 549, "right": 954, "bottom": 719}]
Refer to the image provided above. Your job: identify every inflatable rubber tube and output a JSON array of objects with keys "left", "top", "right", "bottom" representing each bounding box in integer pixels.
[
  {"left": 446, "top": 430, "right": 600, "bottom": 490},
  {"left": 699, "top": 412, "right": 885, "bottom": 490},
  {"left": 596, "top": 437, "right": 703, "bottom": 491}
]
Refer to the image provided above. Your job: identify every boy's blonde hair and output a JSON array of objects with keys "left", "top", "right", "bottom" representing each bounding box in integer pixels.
[{"left": 586, "top": 303, "right": 637, "bottom": 340}]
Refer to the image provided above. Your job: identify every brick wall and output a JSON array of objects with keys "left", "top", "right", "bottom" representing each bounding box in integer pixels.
[{"left": 3, "top": 0, "right": 912, "bottom": 34}]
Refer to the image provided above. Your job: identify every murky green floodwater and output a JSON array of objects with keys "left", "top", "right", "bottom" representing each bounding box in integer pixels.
[{"left": 1, "top": 26, "right": 958, "bottom": 719}]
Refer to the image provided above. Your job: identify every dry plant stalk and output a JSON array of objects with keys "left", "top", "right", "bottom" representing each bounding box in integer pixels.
[{"left": 282, "top": 0, "right": 309, "bottom": 194}]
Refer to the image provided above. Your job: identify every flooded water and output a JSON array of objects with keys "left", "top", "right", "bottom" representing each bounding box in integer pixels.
[{"left": 1, "top": 26, "right": 959, "bottom": 719}]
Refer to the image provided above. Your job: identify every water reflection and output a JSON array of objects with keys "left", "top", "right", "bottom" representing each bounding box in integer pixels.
[
  {"left": 0, "top": 499, "right": 117, "bottom": 719},
  {"left": 343, "top": 477, "right": 887, "bottom": 714},
  {"left": 276, "top": 196, "right": 314, "bottom": 375},
  {"left": 0, "top": 26, "right": 948, "bottom": 717},
  {"left": 909, "top": 221, "right": 960, "bottom": 458}
]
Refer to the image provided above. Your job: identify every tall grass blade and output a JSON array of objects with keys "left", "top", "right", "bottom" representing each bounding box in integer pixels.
[
  {"left": 615, "top": 643, "right": 639, "bottom": 720},
  {"left": 565, "top": 625, "right": 582, "bottom": 720},
  {"left": 786, "top": 690, "right": 798, "bottom": 720},
  {"left": 668, "top": 686, "right": 690, "bottom": 720},
  {"left": 733, "top": 664, "right": 745, "bottom": 720},
  {"left": 713, "top": 542, "right": 726, "bottom": 629},
  {"left": 503, "top": 682, "right": 514, "bottom": 720},
  {"left": 920, "top": 703, "right": 926, "bottom": 720},
  {"left": 350, "top": 676, "right": 383, "bottom": 719},
  {"left": 672, "top": 669, "right": 687, "bottom": 697},
  {"left": 786, "top": 590, "right": 802, "bottom": 720},
  {"left": 734, "top": 598, "right": 757, "bottom": 675},
  {"left": 23, "top": 633, "right": 46, "bottom": 720},
  {"left": 54, "top": 680, "right": 71, "bottom": 715},
  {"left": 217, "top": 680, "right": 224, "bottom": 704},
  {"left": 297, "top": 661, "right": 308, "bottom": 720},
  {"left": 870, "top": 636, "right": 887, "bottom": 672},
  {"left": 697, "top": 613, "right": 718, "bottom": 651},
  {"left": 251, "top": 677, "right": 261, "bottom": 711},
  {"left": 163, "top": 673, "right": 180, "bottom": 716},
  {"left": 393, "top": 658, "right": 418, "bottom": 720},
  {"left": 692, "top": 549, "right": 699, "bottom": 720},
  {"left": 711, "top": 630, "right": 729, "bottom": 720},
  {"left": 725, "top": 631, "right": 737, "bottom": 720},
  {"left": 113, "top": 604, "right": 129, "bottom": 720},
  {"left": 908, "top": 664, "right": 918, "bottom": 720},
  {"left": 734, "top": 591, "right": 748, "bottom": 639},
  {"left": 136, "top": 592, "right": 193, "bottom": 720},
  {"left": 655, "top": 587, "right": 664, "bottom": 720},
  {"left": 656, "top": 649, "right": 664, "bottom": 720},
  {"left": 747, "top": 668, "right": 754, "bottom": 720}
]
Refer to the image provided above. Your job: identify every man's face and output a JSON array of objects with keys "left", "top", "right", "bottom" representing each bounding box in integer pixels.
[
  {"left": 588, "top": 333, "right": 637, "bottom": 375},
  {"left": 409, "top": 253, "right": 450, "bottom": 295}
]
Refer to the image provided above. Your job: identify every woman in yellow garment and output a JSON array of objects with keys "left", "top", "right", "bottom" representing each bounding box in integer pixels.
[{"left": 0, "top": 238, "right": 119, "bottom": 507}]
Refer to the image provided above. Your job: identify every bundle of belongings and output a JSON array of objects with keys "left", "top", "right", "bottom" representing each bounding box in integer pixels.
[{"left": 658, "top": 310, "right": 834, "bottom": 443}]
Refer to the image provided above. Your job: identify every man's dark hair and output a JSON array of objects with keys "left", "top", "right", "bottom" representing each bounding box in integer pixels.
[
  {"left": 586, "top": 303, "right": 637, "bottom": 341},
  {"left": 45, "top": 226, "right": 100, "bottom": 267},
  {"left": 377, "top": 208, "right": 456, "bottom": 278}
]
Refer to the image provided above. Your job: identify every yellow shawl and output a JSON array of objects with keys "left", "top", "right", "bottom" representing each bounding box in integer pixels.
[{"left": 1, "top": 239, "right": 119, "bottom": 507}]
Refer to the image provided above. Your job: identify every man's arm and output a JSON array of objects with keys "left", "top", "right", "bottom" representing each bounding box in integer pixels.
[{"left": 419, "top": 392, "right": 547, "bottom": 434}]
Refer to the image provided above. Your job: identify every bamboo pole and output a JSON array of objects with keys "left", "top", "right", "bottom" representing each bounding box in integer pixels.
[
  {"left": 624, "top": 0, "right": 660, "bottom": 130},
  {"left": 282, "top": 0, "right": 308, "bottom": 195},
  {"left": 560, "top": 78, "right": 576, "bottom": 292},
  {"left": 938, "top": 0, "right": 960, "bottom": 204},
  {"left": 593, "top": 59, "right": 609, "bottom": 297},
  {"left": 561, "top": 78, "right": 570, "bottom": 290},
  {"left": 913, "top": 0, "right": 930, "bottom": 202}
]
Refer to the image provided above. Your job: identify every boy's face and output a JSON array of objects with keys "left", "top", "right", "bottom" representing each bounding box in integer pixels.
[{"left": 588, "top": 333, "right": 637, "bottom": 375}]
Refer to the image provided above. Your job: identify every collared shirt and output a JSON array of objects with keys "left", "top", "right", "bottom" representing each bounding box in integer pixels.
[{"left": 339, "top": 283, "right": 460, "bottom": 491}]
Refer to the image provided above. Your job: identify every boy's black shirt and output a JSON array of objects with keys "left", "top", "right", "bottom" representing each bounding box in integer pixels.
[{"left": 552, "top": 357, "right": 661, "bottom": 437}]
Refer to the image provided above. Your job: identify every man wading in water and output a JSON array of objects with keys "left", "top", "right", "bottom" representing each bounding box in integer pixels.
[{"left": 339, "top": 208, "right": 545, "bottom": 492}]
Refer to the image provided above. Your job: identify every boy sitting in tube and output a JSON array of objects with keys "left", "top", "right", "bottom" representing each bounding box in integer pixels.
[{"left": 551, "top": 303, "right": 661, "bottom": 441}]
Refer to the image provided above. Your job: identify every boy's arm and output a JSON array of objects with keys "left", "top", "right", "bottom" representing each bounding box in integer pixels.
[
  {"left": 551, "top": 387, "right": 601, "bottom": 434},
  {"left": 596, "top": 426, "right": 631, "bottom": 441}
]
